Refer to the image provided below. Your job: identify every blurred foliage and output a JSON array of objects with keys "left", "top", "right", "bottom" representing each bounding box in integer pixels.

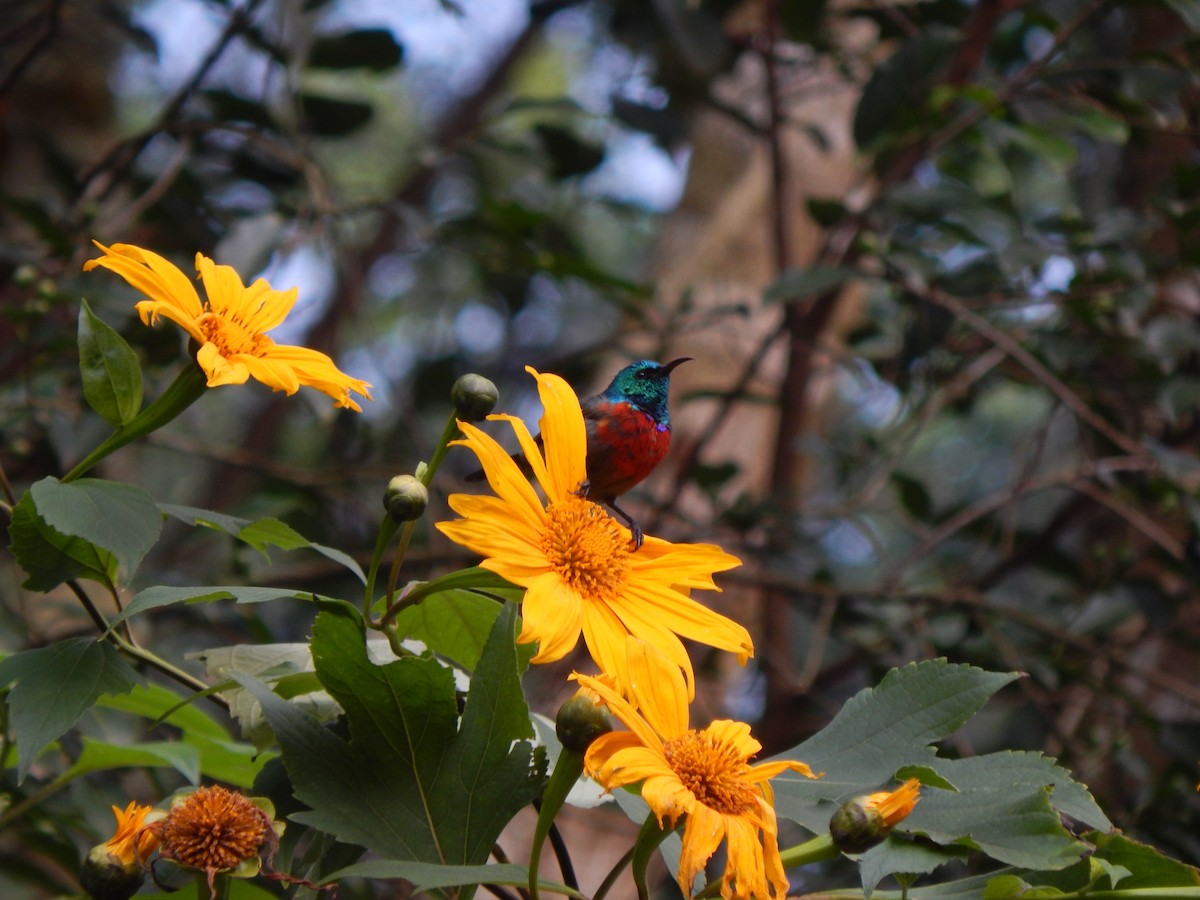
[{"left": 4, "top": 0, "right": 1200, "bottom": 896}]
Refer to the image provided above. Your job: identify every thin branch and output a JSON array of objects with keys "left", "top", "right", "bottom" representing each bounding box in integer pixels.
[
  {"left": 72, "top": 0, "right": 268, "bottom": 217},
  {"left": 0, "top": 0, "right": 64, "bottom": 101},
  {"left": 923, "top": 286, "right": 1149, "bottom": 460}
]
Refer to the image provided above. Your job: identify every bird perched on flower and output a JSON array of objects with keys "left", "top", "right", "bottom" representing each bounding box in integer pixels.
[{"left": 470, "top": 357, "right": 691, "bottom": 549}]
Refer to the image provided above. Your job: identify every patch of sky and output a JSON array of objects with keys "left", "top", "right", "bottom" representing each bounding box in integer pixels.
[
  {"left": 367, "top": 252, "right": 418, "bottom": 301},
  {"left": 512, "top": 274, "right": 565, "bottom": 348},
  {"left": 455, "top": 302, "right": 508, "bottom": 359},
  {"left": 832, "top": 358, "right": 904, "bottom": 431}
]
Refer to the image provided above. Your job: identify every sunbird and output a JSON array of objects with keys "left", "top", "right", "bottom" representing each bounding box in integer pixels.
[{"left": 470, "top": 357, "right": 691, "bottom": 550}]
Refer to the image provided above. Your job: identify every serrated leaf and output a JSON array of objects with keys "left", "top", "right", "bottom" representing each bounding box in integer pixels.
[
  {"left": 0, "top": 638, "right": 141, "bottom": 782},
  {"left": 1085, "top": 831, "right": 1200, "bottom": 889},
  {"left": 308, "top": 28, "right": 404, "bottom": 70},
  {"left": 78, "top": 300, "right": 143, "bottom": 426},
  {"left": 160, "top": 504, "right": 365, "bottom": 583},
  {"left": 8, "top": 490, "right": 117, "bottom": 591},
  {"left": 771, "top": 661, "right": 1100, "bottom": 888},
  {"left": 764, "top": 265, "right": 859, "bottom": 304},
  {"left": 247, "top": 602, "right": 546, "bottom": 866},
  {"left": 859, "top": 837, "right": 968, "bottom": 897},
  {"left": 31, "top": 477, "right": 161, "bottom": 579},
  {"left": 772, "top": 660, "right": 1020, "bottom": 824}
]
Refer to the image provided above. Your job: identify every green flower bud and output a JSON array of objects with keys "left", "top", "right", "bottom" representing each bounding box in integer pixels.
[
  {"left": 555, "top": 691, "right": 613, "bottom": 754},
  {"left": 830, "top": 779, "right": 921, "bottom": 854},
  {"left": 79, "top": 843, "right": 146, "bottom": 900},
  {"left": 384, "top": 475, "right": 428, "bottom": 522},
  {"left": 451, "top": 374, "right": 499, "bottom": 422}
]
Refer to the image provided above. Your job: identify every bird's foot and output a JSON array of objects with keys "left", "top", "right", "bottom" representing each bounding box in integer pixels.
[
  {"left": 628, "top": 521, "right": 644, "bottom": 552},
  {"left": 573, "top": 479, "right": 592, "bottom": 499},
  {"left": 605, "top": 498, "right": 644, "bottom": 552}
]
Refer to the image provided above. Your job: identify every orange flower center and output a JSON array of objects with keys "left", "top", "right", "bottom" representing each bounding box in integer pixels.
[
  {"left": 196, "top": 309, "right": 271, "bottom": 357},
  {"left": 663, "top": 729, "right": 759, "bottom": 815},
  {"left": 158, "top": 786, "right": 268, "bottom": 872},
  {"left": 541, "top": 497, "right": 629, "bottom": 603}
]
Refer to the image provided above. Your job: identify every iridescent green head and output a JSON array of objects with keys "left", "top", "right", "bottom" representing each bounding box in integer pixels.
[{"left": 599, "top": 357, "right": 691, "bottom": 424}]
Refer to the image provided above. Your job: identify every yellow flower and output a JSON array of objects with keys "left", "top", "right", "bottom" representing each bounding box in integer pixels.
[
  {"left": 104, "top": 801, "right": 162, "bottom": 868},
  {"left": 84, "top": 241, "right": 372, "bottom": 411},
  {"left": 436, "top": 366, "right": 751, "bottom": 697},
  {"left": 574, "top": 640, "right": 818, "bottom": 900}
]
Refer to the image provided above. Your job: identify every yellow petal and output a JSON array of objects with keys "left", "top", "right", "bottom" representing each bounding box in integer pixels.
[
  {"left": 519, "top": 572, "right": 583, "bottom": 663},
  {"left": 572, "top": 671, "right": 662, "bottom": 752},
  {"left": 613, "top": 583, "right": 753, "bottom": 662},
  {"left": 196, "top": 342, "right": 250, "bottom": 386},
  {"left": 455, "top": 421, "right": 546, "bottom": 524},
  {"left": 84, "top": 241, "right": 204, "bottom": 322},
  {"left": 677, "top": 802, "right": 726, "bottom": 898},
  {"left": 526, "top": 367, "right": 587, "bottom": 500},
  {"left": 625, "top": 638, "right": 690, "bottom": 739}
]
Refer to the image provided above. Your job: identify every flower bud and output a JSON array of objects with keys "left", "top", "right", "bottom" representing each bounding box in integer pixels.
[
  {"left": 79, "top": 843, "right": 146, "bottom": 900},
  {"left": 384, "top": 475, "right": 428, "bottom": 522},
  {"left": 555, "top": 690, "right": 613, "bottom": 754},
  {"left": 451, "top": 374, "right": 499, "bottom": 422},
  {"left": 830, "top": 778, "right": 921, "bottom": 854}
]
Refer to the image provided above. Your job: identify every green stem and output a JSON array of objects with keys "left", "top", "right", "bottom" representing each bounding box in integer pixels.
[
  {"left": 778, "top": 833, "right": 839, "bottom": 869},
  {"left": 529, "top": 749, "right": 585, "bottom": 900},
  {"left": 593, "top": 847, "right": 635, "bottom": 900},
  {"left": 363, "top": 516, "right": 400, "bottom": 620},
  {"left": 63, "top": 362, "right": 208, "bottom": 482},
  {"left": 366, "top": 409, "right": 461, "bottom": 623},
  {"left": 630, "top": 814, "right": 674, "bottom": 900},
  {"left": 110, "top": 633, "right": 228, "bottom": 709},
  {"left": 385, "top": 519, "right": 416, "bottom": 606}
]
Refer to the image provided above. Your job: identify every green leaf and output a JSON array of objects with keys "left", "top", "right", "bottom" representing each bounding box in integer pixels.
[
  {"left": 98, "top": 683, "right": 271, "bottom": 787},
  {"left": 31, "top": 477, "right": 161, "bottom": 580},
  {"left": 321, "top": 860, "right": 581, "bottom": 897},
  {"left": 1085, "top": 831, "right": 1200, "bottom": 889},
  {"left": 66, "top": 737, "right": 200, "bottom": 783},
  {"left": 764, "top": 265, "right": 859, "bottom": 304},
  {"left": 859, "top": 837, "right": 968, "bottom": 896},
  {"left": 772, "top": 660, "right": 1019, "bottom": 821},
  {"left": 0, "top": 638, "right": 141, "bottom": 782},
  {"left": 78, "top": 300, "right": 143, "bottom": 426},
  {"left": 247, "top": 602, "right": 546, "bottom": 865},
  {"left": 771, "top": 661, "right": 1103, "bottom": 888},
  {"left": 392, "top": 585, "right": 510, "bottom": 670},
  {"left": 981, "top": 874, "right": 1063, "bottom": 899},
  {"left": 108, "top": 585, "right": 331, "bottom": 630},
  {"left": 308, "top": 28, "right": 404, "bottom": 70},
  {"left": 8, "top": 490, "right": 117, "bottom": 591},
  {"left": 160, "top": 504, "right": 366, "bottom": 583}
]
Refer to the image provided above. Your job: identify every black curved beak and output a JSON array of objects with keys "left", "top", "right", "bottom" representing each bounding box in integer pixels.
[{"left": 662, "top": 357, "right": 693, "bottom": 374}]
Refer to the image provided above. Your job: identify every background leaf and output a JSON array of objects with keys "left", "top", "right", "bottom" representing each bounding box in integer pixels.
[
  {"left": 0, "top": 638, "right": 141, "bottom": 782},
  {"left": 7, "top": 490, "right": 117, "bottom": 591},
  {"left": 78, "top": 299, "right": 143, "bottom": 426},
  {"left": 30, "top": 477, "right": 161, "bottom": 580},
  {"left": 160, "top": 505, "right": 365, "bottom": 583}
]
